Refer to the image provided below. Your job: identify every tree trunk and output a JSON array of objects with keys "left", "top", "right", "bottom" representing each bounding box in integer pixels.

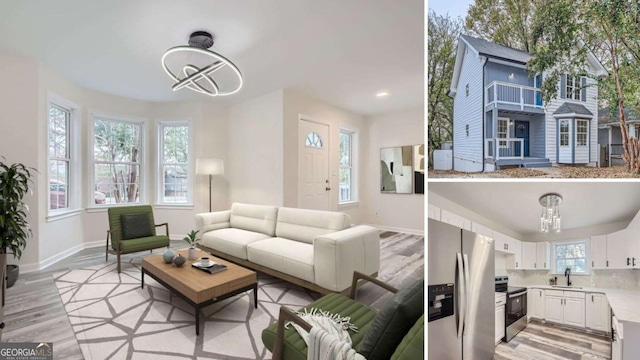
[
  {"left": 611, "top": 48, "right": 638, "bottom": 173},
  {"left": 127, "top": 148, "right": 139, "bottom": 202}
]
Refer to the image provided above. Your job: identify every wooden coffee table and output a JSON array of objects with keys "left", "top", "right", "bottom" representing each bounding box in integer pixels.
[{"left": 141, "top": 248, "right": 257, "bottom": 335}]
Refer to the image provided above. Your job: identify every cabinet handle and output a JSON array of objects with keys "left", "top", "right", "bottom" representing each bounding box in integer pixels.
[
  {"left": 516, "top": 261, "right": 518, "bottom": 268},
  {"left": 592, "top": 261, "right": 594, "bottom": 267},
  {"left": 628, "top": 257, "right": 631, "bottom": 266},
  {"left": 544, "top": 262, "right": 546, "bottom": 268},
  {"left": 592, "top": 295, "right": 594, "bottom": 302},
  {"left": 634, "top": 258, "right": 637, "bottom": 267},
  {"left": 607, "top": 260, "right": 609, "bottom": 267},
  {"left": 534, "top": 263, "right": 537, "bottom": 268}
]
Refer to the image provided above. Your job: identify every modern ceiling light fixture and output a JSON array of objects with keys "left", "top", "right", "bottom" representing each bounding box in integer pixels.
[
  {"left": 162, "top": 31, "right": 243, "bottom": 97},
  {"left": 376, "top": 91, "right": 389, "bottom": 97},
  {"left": 539, "top": 193, "right": 563, "bottom": 233}
]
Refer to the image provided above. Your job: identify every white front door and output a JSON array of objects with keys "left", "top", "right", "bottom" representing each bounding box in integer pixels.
[{"left": 298, "top": 118, "right": 330, "bottom": 210}]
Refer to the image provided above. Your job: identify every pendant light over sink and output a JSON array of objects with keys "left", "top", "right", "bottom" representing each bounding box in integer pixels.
[
  {"left": 162, "top": 31, "right": 243, "bottom": 97},
  {"left": 539, "top": 193, "right": 562, "bottom": 233}
]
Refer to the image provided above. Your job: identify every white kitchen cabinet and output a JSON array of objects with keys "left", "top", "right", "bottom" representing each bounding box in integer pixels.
[
  {"left": 545, "top": 295, "right": 564, "bottom": 324},
  {"left": 472, "top": 222, "right": 493, "bottom": 238},
  {"left": 428, "top": 204, "right": 441, "bottom": 221},
  {"left": 495, "top": 295, "right": 506, "bottom": 345},
  {"left": 506, "top": 239, "right": 522, "bottom": 270},
  {"left": 522, "top": 242, "right": 537, "bottom": 269},
  {"left": 440, "top": 209, "right": 471, "bottom": 231},
  {"left": 545, "top": 290, "right": 585, "bottom": 328},
  {"left": 607, "top": 229, "right": 630, "bottom": 269},
  {"left": 591, "top": 235, "right": 608, "bottom": 269},
  {"left": 529, "top": 288, "right": 545, "bottom": 319},
  {"left": 586, "top": 293, "right": 610, "bottom": 332},
  {"left": 612, "top": 316, "right": 623, "bottom": 360},
  {"left": 493, "top": 231, "right": 509, "bottom": 253},
  {"left": 563, "top": 293, "right": 586, "bottom": 328},
  {"left": 536, "top": 242, "right": 550, "bottom": 269}
]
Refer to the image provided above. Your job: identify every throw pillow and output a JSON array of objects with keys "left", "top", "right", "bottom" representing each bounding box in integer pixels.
[
  {"left": 356, "top": 278, "right": 424, "bottom": 360},
  {"left": 121, "top": 213, "right": 154, "bottom": 240}
]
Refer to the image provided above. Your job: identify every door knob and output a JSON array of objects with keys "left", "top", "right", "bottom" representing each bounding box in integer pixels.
[{"left": 325, "top": 187, "right": 331, "bottom": 191}]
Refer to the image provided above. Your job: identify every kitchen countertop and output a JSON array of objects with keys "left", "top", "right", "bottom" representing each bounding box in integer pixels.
[{"left": 516, "top": 284, "right": 640, "bottom": 325}]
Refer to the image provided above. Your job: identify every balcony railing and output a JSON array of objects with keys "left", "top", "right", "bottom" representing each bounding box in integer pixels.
[
  {"left": 486, "top": 81, "right": 543, "bottom": 110},
  {"left": 485, "top": 138, "right": 524, "bottom": 160}
]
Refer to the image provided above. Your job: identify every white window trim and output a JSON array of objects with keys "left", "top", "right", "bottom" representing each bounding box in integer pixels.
[
  {"left": 47, "top": 92, "right": 81, "bottom": 219},
  {"left": 497, "top": 117, "right": 511, "bottom": 148},
  {"left": 566, "top": 75, "right": 584, "bottom": 101},
  {"left": 552, "top": 239, "right": 590, "bottom": 275},
  {"left": 339, "top": 127, "right": 358, "bottom": 204},
  {"left": 156, "top": 119, "right": 193, "bottom": 206},
  {"left": 576, "top": 119, "right": 588, "bottom": 147},
  {"left": 88, "top": 110, "right": 148, "bottom": 209}
]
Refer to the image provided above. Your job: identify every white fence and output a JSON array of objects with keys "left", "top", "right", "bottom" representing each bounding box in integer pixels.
[{"left": 434, "top": 150, "right": 453, "bottom": 170}]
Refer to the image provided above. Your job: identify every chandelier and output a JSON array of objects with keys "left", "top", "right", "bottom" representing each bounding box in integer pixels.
[
  {"left": 162, "top": 31, "right": 243, "bottom": 97},
  {"left": 539, "top": 193, "right": 562, "bottom": 233}
]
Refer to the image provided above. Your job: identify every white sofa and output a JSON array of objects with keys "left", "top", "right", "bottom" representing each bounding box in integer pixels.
[{"left": 195, "top": 203, "right": 380, "bottom": 293}]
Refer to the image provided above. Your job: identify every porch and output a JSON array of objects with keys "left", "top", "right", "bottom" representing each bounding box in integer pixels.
[{"left": 485, "top": 139, "right": 552, "bottom": 168}]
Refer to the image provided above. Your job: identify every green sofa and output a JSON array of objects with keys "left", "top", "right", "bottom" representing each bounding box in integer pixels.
[
  {"left": 105, "top": 205, "right": 170, "bottom": 272},
  {"left": 262, "top": 272, "right": 424, "bottom": 360}
]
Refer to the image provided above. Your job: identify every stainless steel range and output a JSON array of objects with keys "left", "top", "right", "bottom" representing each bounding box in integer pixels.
[{"left": 495, "top": 276, "right": 527, "bottom": 341}]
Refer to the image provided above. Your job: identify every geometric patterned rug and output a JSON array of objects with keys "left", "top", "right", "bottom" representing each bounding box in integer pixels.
[{"left": 54, "top": 259, "right": 320, "bottom": 360}]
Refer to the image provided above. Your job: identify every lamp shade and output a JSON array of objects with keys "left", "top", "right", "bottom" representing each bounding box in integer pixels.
[{"left": 196, "top": 158, "right": 224, "bottom": 175}]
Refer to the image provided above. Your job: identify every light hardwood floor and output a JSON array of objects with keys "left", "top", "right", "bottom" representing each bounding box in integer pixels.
[
  {"left": 2, "top": 231, "right": 424, "bottom": 359},
  {"left": 495, "top": 320, "right": 611, "bottom": 360}
]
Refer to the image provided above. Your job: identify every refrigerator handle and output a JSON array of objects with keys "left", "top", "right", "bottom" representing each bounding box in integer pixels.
[
  {"left": 456, "top": 252, "right": 466, "bottom": 339},
  {"left": 462, "top": 253, "right": 470, "bottom": 336}
]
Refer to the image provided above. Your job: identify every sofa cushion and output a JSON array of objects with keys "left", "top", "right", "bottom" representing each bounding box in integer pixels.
[
  {"left": 201, "top": 228, "right": 272, "bottom": 260},
  {"left": 356, "top": 279, "right": 424, "bottom": 360},
  {"left": 275, "top": 207, "right": 351, "bottom": 244},
  {"left": 247, "top": 238, "right": 314, "bottom": 283},
  {"left": 230, "top": 203, "right": 278, "bottom": 236},
  {"left": 262, "top": 292, "right": 377, "bottom": 360},
  {"left": 120, "top": 213, "right": 154, "bottom": 240},
  {"left": 391, "top": 314, "right": 424, "bottom": 360}
]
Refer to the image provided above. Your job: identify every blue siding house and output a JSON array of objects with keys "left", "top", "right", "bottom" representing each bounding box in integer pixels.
[{"left": 449, "top": 35, "right": 608, "bottom": 172}]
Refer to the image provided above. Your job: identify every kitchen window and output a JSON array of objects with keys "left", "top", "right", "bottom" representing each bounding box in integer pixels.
[
  {"left": 554, "top": 240, "right": 588, "bottom": 274},
  {"left": 158, "top": 121, "right": 191, "bottom": 204}
]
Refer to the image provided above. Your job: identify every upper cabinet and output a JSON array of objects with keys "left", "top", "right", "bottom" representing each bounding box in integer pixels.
[
  {"left": 591, "top": 235, "right": 608, "bottom": 269},
  {"left": 522, "top": 242, "right": 537, "bottom": 269},
  {"left": 607, "top": 229, "right": 631, "bottom": 269},
  {"left": 440, "top": 209, "right": 472, "bottom": 231},
  {"left": 537, "top": 242, "right": 550, "bottom": 270},
  {"left": 494, "top": 231, "right": 519, "bottom": 255}
]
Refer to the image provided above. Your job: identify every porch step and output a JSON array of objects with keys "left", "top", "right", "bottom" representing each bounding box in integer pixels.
[{"left": 523, "top": 162, "right": 552, "bottom": 168}]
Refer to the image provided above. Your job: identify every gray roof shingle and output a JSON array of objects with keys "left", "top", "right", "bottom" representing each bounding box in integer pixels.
[
  {"left": 460, "top": 35, "right": 532, "bottom": 64},
  {"left": 553, "top": 102, "right": 593, "bottom": 116}
]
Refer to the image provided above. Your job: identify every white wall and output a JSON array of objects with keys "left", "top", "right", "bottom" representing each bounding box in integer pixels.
[
  {"left": 228, "top": 90, "right": 284, "bottom": 206},
  {"left": 365, "top": 107, "right": 424, "bottom": 233},
  {"left": 0, "top": 52, "right": 41, "bottom": 268},
  {"left": 282, "top": 89, "right": 368, "bottom": 223}
]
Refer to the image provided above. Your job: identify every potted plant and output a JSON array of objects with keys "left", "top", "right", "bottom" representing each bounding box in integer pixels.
[
  {"left": 0, "top": 158, "right": 35, "bottom": 339},
  {"left": 183, "top": 230, "right": 199, "bottom": 260}
]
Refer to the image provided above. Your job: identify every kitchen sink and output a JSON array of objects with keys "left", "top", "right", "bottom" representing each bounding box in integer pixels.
[{"left": 551, "top": 285, "right": 583, "bottom": 289}]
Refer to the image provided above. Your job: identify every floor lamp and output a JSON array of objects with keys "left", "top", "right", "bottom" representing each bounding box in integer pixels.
[{"left": 196, "top": 158, "right": 224, "bottom": 212}]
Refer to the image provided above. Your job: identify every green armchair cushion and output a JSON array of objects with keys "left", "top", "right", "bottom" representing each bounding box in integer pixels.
[
  {"left": 118, "top": 235, "right": 170, "bottom": 253},
  {"left": 356, "top": 279, "right": 424, "bottom": 360},
  {"left": 121, "top": 213, "right": 154, "bottom": 240},
  {"left": 391, "top": 314, "right": 424, "bottom": 360},
  {"left": 262, "top": 292, "right": 377, "bottom": 360}
]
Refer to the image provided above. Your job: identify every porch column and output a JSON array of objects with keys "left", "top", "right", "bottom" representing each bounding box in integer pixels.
[
  {"left": 608, "top": 126, "right": 612, "bottom": 167},
  {"left": 492, "top": 107, "right": 498, "bottom": 159}
]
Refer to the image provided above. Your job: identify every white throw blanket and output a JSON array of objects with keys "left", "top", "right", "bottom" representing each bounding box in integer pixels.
[{"left": 307, "top": 327, "right": 366, "bottom": 360}]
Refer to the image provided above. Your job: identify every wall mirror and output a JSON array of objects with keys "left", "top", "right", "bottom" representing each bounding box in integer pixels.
[{"left": 380, "top": 146, "right": 413, "bottom": 194}]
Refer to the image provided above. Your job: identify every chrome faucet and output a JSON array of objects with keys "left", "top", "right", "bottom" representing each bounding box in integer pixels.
[{"left": 564, "top": 268, "right": 572, "bottom": 286}]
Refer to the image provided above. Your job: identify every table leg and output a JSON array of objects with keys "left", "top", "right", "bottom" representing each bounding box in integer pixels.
[
  {"left": 253, "top": 284, "right": 258, "bottom": 309},
  {"left": 195, "top": 307, "right": 200, "bottom": 336},
  {"left": 141, "top": 269, "right": 144, "bottom": 289}
]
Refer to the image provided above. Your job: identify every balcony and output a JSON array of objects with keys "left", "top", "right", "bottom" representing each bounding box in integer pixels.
[{"left": 486, "top": 81, "right": 543, "bottom": 111}]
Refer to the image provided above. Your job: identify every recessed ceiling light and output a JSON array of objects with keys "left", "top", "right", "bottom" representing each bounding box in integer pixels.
[{"left": 376, "top": 92, "right": 389, "bottom": 97}]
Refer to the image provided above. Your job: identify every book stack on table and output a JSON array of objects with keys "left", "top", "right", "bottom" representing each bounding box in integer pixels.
[{"left": 192, "top": 261, "right": 228, "bottom": 274}]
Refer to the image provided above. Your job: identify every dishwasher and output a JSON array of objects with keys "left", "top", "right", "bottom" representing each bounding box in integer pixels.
[{"left": 612, "top": 315, "right": 623, "bottom": 360}]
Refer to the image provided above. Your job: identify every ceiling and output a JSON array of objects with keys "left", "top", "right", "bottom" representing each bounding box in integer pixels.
[
  {"left": 429, "top": 182, "right": 640, "bottom": 236},
  {"left": 0, "top": 0, "right": 424, "bottom": 116}
]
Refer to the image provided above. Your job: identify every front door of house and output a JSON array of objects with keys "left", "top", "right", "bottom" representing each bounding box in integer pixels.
[
  {"left": 298, "top": 118, "right": 330, "bottom": 211},
  {"left": 515, "top": 121, "right": 530, "bottom": 157}
]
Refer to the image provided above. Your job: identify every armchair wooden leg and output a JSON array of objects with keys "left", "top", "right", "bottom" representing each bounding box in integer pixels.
[
  {"left": 117, "top": 252, "right": 121, "bottom": 273},
  {"left": 105, "top": 231, "right": 110, "bottom": 262}
]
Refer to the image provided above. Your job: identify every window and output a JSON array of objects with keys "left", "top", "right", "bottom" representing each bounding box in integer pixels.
[
  {"left": 159, "top": 122, "right": 190, "bottom": 204},
  {"left": 305, "top": 132, "right": 323, "bottom": 148},
  {"left": 48, "top": 104, "right": 71, "bottom": 211},
  {"left": 576, "top": 120, "right": 588, "bottom": 146},
  {"left": 497, "top": 118, "right": 508, "bottom": 147},
  {"left": 465, "top": 124, "right": 469, "bottom": 137},
  {"left": 93, "top": 116, "right": 143, "bottom": 205},
  {"left": 559, "top": 120, "right": 569, "bottom": 147},
  {"left": 465, "top": 83, "right": 469, "bottom": 97},
  {"left": 554, "top": 240, "right": 588, "bottom": 274},
  {"left": 339, "top": 129, "right": 356, "bottom": 203},
  {"left": 566, "top": 75, "right": 583, "bottom": 101}
]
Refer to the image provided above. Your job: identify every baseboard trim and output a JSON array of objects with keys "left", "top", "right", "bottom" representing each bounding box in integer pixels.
[
  {"left": 366, "top": 224, "right": 424, "bottom": 236},
  {"left": 20, "top": 234, "right": 186, "bottom": 273}
]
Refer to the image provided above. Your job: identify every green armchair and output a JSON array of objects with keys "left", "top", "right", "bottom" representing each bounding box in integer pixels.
[
  {"left": 262, "top": 272, "right": 424, "bottom": 360},
  {"left": 105, "top": 205, "right": 170, "bottom": 273}
]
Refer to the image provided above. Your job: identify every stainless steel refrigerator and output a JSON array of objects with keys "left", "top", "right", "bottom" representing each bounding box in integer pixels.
[{"left": 428, "top": 219, "right": 495, "bottom": 360}]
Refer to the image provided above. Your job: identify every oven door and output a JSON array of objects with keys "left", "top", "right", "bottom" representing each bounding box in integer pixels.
[{"left": 506, "top": 290, "right": 527, "bottom": 327}]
